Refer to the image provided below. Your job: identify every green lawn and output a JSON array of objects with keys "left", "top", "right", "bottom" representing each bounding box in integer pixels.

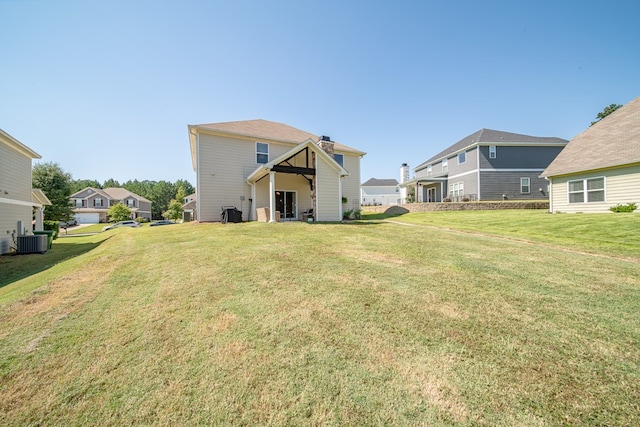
[{"left": 0, "top": 212, "right": 639, "bottom": 426}]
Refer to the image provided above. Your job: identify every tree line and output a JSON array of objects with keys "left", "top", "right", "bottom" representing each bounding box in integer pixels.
[{"left": 33, "top": 162, "right": 194, "bottom": 221}]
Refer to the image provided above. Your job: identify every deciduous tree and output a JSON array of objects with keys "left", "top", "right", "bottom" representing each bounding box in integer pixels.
[
  {"left": 107, "top": 202, "right": 132, "bottom": 222},
  {"left": 163, "top": 199, "right": 183, "bottom": 221},
  {"left": 591, "top": 103, "right": 622, "bottom": 126},
  {"left": 32, "top": 162, "right": 74, "bottom": 221}
]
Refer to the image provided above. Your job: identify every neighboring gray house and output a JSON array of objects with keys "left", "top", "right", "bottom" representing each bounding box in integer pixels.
[
  {"left": 360, "top": 178, "right": 400, "bottom": 206},
  {"left": 402, "top": 129, "right": 568, "bottom": 202},
  {"left": 542, "top": 96, "right": 640, "bottom": 213},
  {"left": 70, "top": 187, "right": 152, "bottom": 223}
]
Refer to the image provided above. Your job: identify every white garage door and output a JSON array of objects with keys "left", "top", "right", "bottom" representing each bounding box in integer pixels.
[{"left": 75, "top": 213, "right": 99, "bottom": 224}]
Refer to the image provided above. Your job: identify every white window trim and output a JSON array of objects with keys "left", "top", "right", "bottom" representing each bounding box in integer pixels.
[
  {"left": 567, "top": 176, "right": 606, "bottom": 204},
  {"left": 458, "top": 151, "right": 466, "bottom": 164},
  {"left": 256, "top": 142, "right": 269, "bottom": 164},
  {"left": 520, "top": 177, "right": 530, "bottom": 194},
  {"left": 489, "top": 145, "right": 496, "bottom": 159},
  {"left": 449, "top": 181, "right": 464, "bottom": 197},
  {"left": 442, "top": 158, "right": 448, "bottom": 173}
]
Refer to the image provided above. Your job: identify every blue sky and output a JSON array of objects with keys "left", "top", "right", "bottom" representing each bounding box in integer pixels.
[{"left": 2, "top": 0, "right": 639, "bottom": 185}]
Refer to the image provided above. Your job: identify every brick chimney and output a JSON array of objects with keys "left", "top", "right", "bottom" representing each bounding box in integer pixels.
[{"left": 317, "top": 135, "right": 334, "bottom": 158}]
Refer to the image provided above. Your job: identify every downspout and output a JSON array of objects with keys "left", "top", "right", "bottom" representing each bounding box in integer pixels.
[
  {"left": 194, "top": 129, "right": 201, "bottom": 222},
  {"left": 339, "top": 175, "right": 344, "bottom": 221},
  {"left": 546, "top": 177, "right": 553, "bottom": 213}
]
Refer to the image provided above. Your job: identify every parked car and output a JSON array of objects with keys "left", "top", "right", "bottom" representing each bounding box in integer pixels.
[
  {"left": 59, "top": 219, "right": 78, "bottom": 229},
  {"left": 102, "top": 220, "right": 141, "bottom": 231},
  {"left": 150, "top": 220, "right": 176, "bottom": 227}
]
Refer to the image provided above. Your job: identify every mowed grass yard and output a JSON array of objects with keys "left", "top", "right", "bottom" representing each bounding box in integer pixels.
[{"left": 0, "top": 210, "right": 639, "bottom": 426}]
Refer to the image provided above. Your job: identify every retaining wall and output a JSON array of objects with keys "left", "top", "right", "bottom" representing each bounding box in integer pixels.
[{"left": 363, "top": 201, "right": 549, "bottom": 215}]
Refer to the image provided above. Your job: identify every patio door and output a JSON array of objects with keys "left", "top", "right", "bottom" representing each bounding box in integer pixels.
[
  {"left": 275, "top": 190, "right": 297, "bottom": 220},
  {"left": 427, "top": 187, "right": 436, "bottom": 202}
]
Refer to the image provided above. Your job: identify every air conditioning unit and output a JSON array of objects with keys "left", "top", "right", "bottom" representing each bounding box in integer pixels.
[{"left": 17, "top": 235, "right": 48, "bottom": 254}]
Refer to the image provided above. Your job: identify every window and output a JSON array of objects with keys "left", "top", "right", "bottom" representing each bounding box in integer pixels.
[
  {"left": 568, "top": 180, "right": 584, "bottom": 203},
  {"left": 520, "top": 177, "right": 530, "bottom": 194},
  {"left": 127, "top": 199, "right": 136, "bottom": 207},
  {"left": 75, "top": 199, "right": 83, "bottom": 207},
  {"left": 334, "top": 153, "right": 344, "bottom": 167},
  {"left": 458, "top": 151, "right": 466, "bottom": 164},
  {"left": 489, "top": 145, "right": 496, "bottom": 159},
  {"left": 449, "top": 182, "right": 464, "bottom": 197},
  {"left": 427, "top": 165, "right": 432, "bottom": 176},
  {"left": 442, "top": 158, "right": 448, "bottom": 173},
  {"left": 94, "top": 198, "right": 103, "bottom": 207},
  {"left": 568, "top": 177, "right": 605, "bottom": 203},
  {"left": 256, "top": 142, "right": 269, "bottom": 164},
  {"left": 587, "top": 177, "right": 605, "bottom": 202}
]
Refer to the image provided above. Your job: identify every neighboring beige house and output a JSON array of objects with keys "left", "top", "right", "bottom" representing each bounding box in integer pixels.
[
  {"left": 70, "top": 187, "right": 152, "bottom": 223},
  {"left": 188, "top": 119, "right": 366, "bottom": 222},
  {"left": 542, "top": 96, "right": 640, "bottom": 213},
  {"left": 182, "top": 193, "right": 197, "bottom": 222},
  {"left": 1, "top": 129, "right": 50, "bottom": 254}
]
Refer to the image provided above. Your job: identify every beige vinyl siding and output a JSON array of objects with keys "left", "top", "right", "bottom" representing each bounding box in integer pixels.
[
  {"left": 137, "top": 200, "right": 152, "bottom": 220},
  {"left": 550, "top": 165, "right": 640, "bottom": 213},
  {"left": 1, "top": 142, "right": 32, "bottom": 203},
  {"left": 340, "top": 151, "right": 362, "bottom": 211},
  {"left": 0, "top": 142, "right": 34, "bottom": 254},
  {"left": 315, "top": 158, "right": 341, "bottom": 221},
  {"left": 253, "top": 173, "right": 314, "bottom": 220},
  {"left": 197, "top": 133, "right": 298, "bottom": 221}
]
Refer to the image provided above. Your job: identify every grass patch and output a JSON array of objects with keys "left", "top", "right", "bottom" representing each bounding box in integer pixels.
[
  {"left": 0, "top": 217, "right": 638, "bottom": 425},
  {"left": 383, "top": 209, "right": 640, "bottom": 259}
]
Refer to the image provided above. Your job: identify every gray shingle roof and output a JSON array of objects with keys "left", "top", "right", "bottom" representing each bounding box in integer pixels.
[
  {"left": 361, "top": 178, "right": 399, "bottom": 186},
  {"left": 542, "top": 96, "right": 640, "bottom": 177},
  {"left": 416, "top": 128, "right": 568, "bottom": 171}
]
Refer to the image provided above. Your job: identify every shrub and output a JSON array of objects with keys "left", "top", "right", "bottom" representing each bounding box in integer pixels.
[
  {"left": 609, "top": 202, "right": 637, "bottom": 213},
  {"left": 43, "top": 220, "right": 60, "bottom": 240}
]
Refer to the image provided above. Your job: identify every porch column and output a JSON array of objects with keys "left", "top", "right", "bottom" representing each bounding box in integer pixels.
[
  {"left": 250, "top": 183, "right": 256, "bottom": 221},
  {"left": 269, "top": 171, "right": 276, "bottom": 223}
]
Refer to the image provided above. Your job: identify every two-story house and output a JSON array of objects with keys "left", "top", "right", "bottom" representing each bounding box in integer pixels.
[
  {"left": 182, "top": 193, "right": 197, "bottom": 222},
  {"left": 360, "top": 178, "right": 400, "bottom": 206},
  {"left": 70, "top": 187, "right": 152, "bottom": 223},
  {"left": 403, "top": 129, "right": 568, "bottom": 202},
  {"left": 188, "top": 119, "right": 366, "bottom": 222},
  {"left": 1, "top": 129, "right": 50, "bottom": 254}
]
